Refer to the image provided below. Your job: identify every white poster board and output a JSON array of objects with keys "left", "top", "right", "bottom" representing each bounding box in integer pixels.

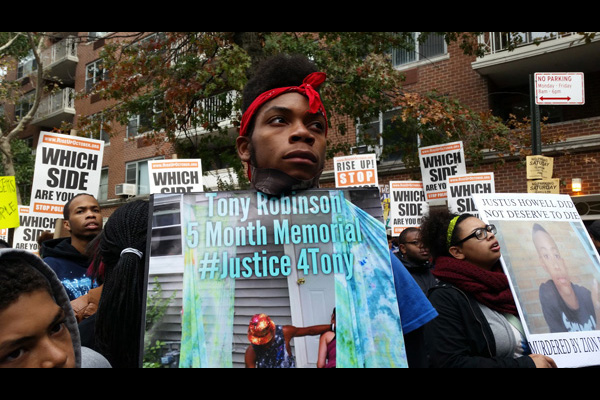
[
  {"left": 12, "top": 206, "right": 57, "bottom": 255},
  {"left": 447, "top": 172, "right": 495, "bottom": 219},
  {"left": 419, "top": 141, "right": 466, "bottom": 203},
  {"left": 473, "top": 192, "right": 600, "bottom": 368},
  {"left": 389, "top": 181, "right": 428, "bottom": 236},
  {"left": 333, "top": 153, "right": 378, "bottom": 188},
  {"left": 148, "top": 159, "right": 203, "bottom": 194},
  {"left": 30, "top": 131, "right": 104, "bottom": 216}
]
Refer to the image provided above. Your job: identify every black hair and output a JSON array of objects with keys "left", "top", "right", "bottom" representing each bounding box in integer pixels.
[
  {"left": 241, "top": 54, "right": 319, "bottom": 137},
  {"left": 63, "top": 193, "right": 97, "bottom": 220},
  {"left": 419, "top": 208, "right": 474, "bottom": 259},
  {"left": 398, "top": 227, "right": 420, "bottom": 244},
  {"left": 532, "top": 222, "right": 547, "bottom": 236},
  {"left": 531, "top": 223, "right": 551, "bottom": 246},
  {"left": 588, "top": 220, "right": 600, "bottom": 241},
  {"left": 0, "top": 257, "right": 52, "bottom": 312},
  {"left": 93, "top": 200, "right": 149, "bottom": 368}
]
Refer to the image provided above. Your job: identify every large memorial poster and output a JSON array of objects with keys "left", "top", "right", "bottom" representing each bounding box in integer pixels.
[
  {"left": 142, "top": 188, "right": 407, "bottom": 368},
  {"left": 473, "top": 192, "right": 600, "bottom": 368},
  {"left": 30, "top": 131, "right": 104, "bottom": 216}
]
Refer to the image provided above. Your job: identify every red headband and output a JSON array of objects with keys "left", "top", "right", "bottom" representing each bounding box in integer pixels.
[{"left": 239, "top": 72, "right": 328, "bottom": 137}]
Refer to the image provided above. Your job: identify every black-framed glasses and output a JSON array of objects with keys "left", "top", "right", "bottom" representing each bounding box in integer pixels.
[{"left": 453, "top": 224, "right": 497, "bottom": 246}]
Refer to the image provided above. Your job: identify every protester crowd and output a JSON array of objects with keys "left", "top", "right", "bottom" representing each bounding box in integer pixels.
[{"left": 3, "top": 53, "right": 600, "bottom": 368}]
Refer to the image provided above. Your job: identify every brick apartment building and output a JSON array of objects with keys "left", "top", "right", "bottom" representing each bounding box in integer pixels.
[
  {"left": 321, "top": 32, "right": 600, "bottom": 225},
  {"left": 5, "top": 32, "right": 600, "bottom": 224}
]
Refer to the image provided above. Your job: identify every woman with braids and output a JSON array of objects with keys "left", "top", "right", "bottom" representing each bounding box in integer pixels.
[
  {"left": 79, "top": 200, "right": 149, "bottom": 368},
  {"left": 420, "top": 208, "right": 556, "bottom": 368}
]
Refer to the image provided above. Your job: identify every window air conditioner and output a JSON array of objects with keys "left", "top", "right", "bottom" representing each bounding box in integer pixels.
[{"left": 115, "top": 183, "right": 137, "bottom": 196}]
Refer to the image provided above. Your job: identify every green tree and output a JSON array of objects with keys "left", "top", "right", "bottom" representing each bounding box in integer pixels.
[
  {"left": 0, "top": 32, "right": 45, "bottom": 204},
  {"left": 77, "top": 32, "right": 589, "bottom": 184}
]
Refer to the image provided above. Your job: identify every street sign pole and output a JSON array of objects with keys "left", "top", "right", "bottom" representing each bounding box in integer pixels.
[
  {"left": 531, "top": 72, "right": 585, "bottom": 155},
  {"left": 530, "top": 74, "right": 542, "bottom": 155}
]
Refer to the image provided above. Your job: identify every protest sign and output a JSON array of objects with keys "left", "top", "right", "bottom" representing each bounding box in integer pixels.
[
  {"left": 419, "top": 141, "right": 466, "bottom": 203},
  {"left": 30, "top": 131, "right": 104, "bottom": 216},
  {"left": 473, "top": 192, "right": 600, "bottom": 368},
  {"left": 528, "top": 178, "right": 560, "bottom": 194},
  {"left": 148, "top": 159, "right": 203, "bottom": 194},
  {"left": 143, "top": 189, "right": 406, "bottom": 368},
  {"left": 527, "top": 155, "right": 553, "bottom": 180},
  {"left": 0, "top": 228, "right": 8, "bottom": 244},
  {"left": 334, "top": 153, "right": 378, "bottom": 188},
  {"left": 379, "top": 183, "right": 391, "bottom": 231},
  {"left": 0, "top": 176, "right": 19, "bottom": 229},
  {"left": 447, "top": 173, "right": 495, "bottom": 219},
  {"left": 389, "top": 181, "right": 428, "bottom": 236},
  {"left": 12, "top": 206, "right": 57, "bottom": 255}
]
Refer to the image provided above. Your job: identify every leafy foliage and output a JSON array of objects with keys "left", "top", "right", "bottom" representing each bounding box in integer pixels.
[{"left": 76, "top": 32, "right": 568, "bottom": 184}]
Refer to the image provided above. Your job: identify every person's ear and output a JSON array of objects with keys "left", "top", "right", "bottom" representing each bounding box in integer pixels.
[
  {"left": 399, "top": 244, "right": 407, "bottom": 256},
  {"left": 236, "top": 136, "right": 251, "bottom": 163},
  {"left": 448, "top": 245, "right": 465, "bottom": 260},
  {"left": 63, "top": 219, "right": 71, "bottom": 233}
]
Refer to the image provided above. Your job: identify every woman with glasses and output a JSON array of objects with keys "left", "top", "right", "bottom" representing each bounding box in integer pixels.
[{"left": 419, "top": 208, "right": 556, "bottom": 368}]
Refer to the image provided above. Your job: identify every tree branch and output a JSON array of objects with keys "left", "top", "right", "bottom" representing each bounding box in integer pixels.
[{"left": 6, "top": 32, "right": 45, "bottom": 142}]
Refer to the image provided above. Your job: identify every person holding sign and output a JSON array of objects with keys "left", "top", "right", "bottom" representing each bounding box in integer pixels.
[
  {"left": 42, "top": 194, "right": 103, "bottom": 301},
  {"left": 234, "top": 54, "right": 436, "bottom": 367},
  {"left": 420, "top": 209, "right": 556, "bottom": 368},
  {"left": 532, "top": 223, "right": 599, "bottom": 333}
]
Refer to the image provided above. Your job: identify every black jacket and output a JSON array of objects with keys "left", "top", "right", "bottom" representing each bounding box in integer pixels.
[
  {"left": 397, "top": 254, "right": 437, "bottom": 294},
  {"left": 425, "top": 282, "right": 535, "bottom": 368}
]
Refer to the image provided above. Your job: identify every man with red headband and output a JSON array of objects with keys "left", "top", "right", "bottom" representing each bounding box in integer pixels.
[
  {"left": 236, "top": 56, "right": 328, "bottom": 195},
  {"left": 235, "top": 54, "right": 437, "bottom": 367}
]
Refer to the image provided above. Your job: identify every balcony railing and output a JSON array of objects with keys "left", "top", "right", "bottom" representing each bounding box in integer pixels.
[
  {"left": 32, "top": 87, "right": 75, "bottom": 125},
  {"left": 478, "top": 32, "right": 578, "bottom": 56},
  {"left": 198, "top": 90, "right": 239, "bottom": 126},
  {"left": 40, "top": 36, "right": 77, "bottom": 67}
]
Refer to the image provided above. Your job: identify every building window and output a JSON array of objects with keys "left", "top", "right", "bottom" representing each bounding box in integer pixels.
[
  {"left": 85, "top": 59, "right": 106, "bottom": 93},
  {"left": 89, "top": 32, "right": 109, "bottom": 40},
  {"left": 98, "top": 168, "right": 109, "bottom": 201},
  {"left": 86, "top": 113, "right": 110, "bottom": 143},
  {"left": 17, "top": 51, "right": 37, "bottom": 79},
  {"left": 391, "top": 33, "right": 446, "bottom": 67},
  {"left": 15, "top": 91, "right": 34, "bottom": 120},
  {"left": 125, "top": 157, "right": 164, "bottom": 195},
  {"left": 126, "top": 113, "right": 153, "bottom": 138},
  {"left": 356, "top": 109, "right": 419, "bottom": 163}
]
